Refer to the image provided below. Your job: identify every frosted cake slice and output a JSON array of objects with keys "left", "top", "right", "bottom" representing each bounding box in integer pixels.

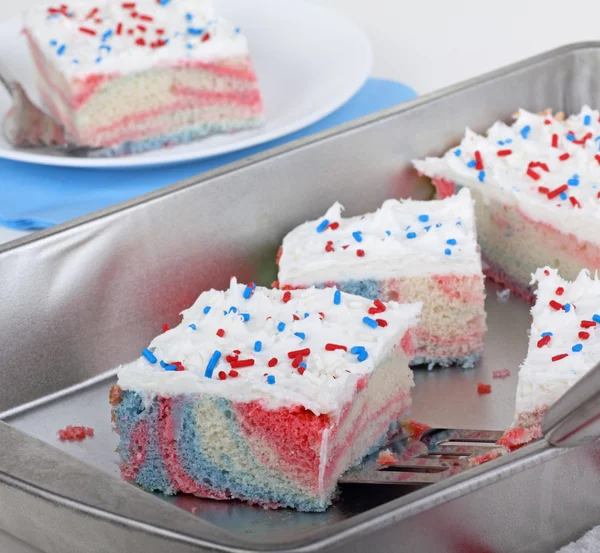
[
  {"left": 110, "top": 279, "right": 421, "bottom": 512},
  {"left": 276, "top": 188, "right": 487, "bottom": 369},
  {"left": 23, "top": 0, "right": 263, "bottom": 156},
  {"left": 414, "top": 107, "right": 600, "bottom": 302}
]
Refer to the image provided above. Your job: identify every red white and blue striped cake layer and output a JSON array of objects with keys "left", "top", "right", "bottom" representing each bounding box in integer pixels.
[
  {"left": 414, "top": 108, "right": 600, "bottom": 302},
  {"left": 276, "top": 189, "right": 487, "bottom": 369},
  {"left": 111, "top": 280, "right": 420, "bottom": 511},
  {"left": 23, "top": 0, "right": 262, "bottom": 155}
]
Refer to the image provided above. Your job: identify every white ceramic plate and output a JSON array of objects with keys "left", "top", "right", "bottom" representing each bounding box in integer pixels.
[{"left": 0, "top": 0, "right": 371, "bottom": 168}]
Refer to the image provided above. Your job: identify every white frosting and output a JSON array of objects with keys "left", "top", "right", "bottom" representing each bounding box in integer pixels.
[
  {"left": 277, "top": 188, "right": 481, "bottom": 286},
  {"left": 116, "top": 278, "right": 421, "bottom": 416},
  {"left": 24, "top": 0, "right": 249, "bottom": 77},
  {"left": 515, "top": 267, "right": 600, "bottom": 418},
  {"left": 414, "top": 107, "right": 600, "bottom": 247}
]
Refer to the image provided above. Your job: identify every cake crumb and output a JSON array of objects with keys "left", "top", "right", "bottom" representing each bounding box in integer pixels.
[
  {"left": 376, "top": 449, "right": 398, "bottom": 466},
  {"left": 469, "top": 449, "right": 503, "bottom": 467},
  {"left": 492, "top": 368, "right": 511, "bottom": 379},
  {"left": 58, "top": 425, "right": 95, "bottom": 442},
  {"left": 477, "top": 383, "right": 492, "bottom": 394},
  {"left": 401, "top": 419, "right": 431, "bottom": 440},
  {"left": 496, "top": 426, "right": 540, "bottom": 451},
  {"left": 496, "top": 288, "right": 511, "bottom": 303}
]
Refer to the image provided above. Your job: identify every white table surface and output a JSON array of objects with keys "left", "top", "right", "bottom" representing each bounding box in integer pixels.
[{"left": 1, "top": 0, "right": 599, "bottom": 550}]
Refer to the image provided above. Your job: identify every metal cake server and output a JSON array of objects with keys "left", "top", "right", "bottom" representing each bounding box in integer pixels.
[
  {"left": 341, "top": 359, "right": 600, "bottom": 486},
  {"left": 0, "top": 61, "right": 100, "bottom": 156}
]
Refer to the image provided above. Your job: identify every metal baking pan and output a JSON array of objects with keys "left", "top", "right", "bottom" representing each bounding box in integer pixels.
[{"left": 3, "top": 42, "right": 600, "bottom": 553}]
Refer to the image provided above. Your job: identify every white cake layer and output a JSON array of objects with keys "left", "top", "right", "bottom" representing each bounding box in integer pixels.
[
  {"left": 516, "top": 267, "right": 600, "bottom": 418},
  {"left": 117, "top": 278, "right": 421, "bottom": 417},
  {"left": 24, "top": 0, "right": 249, "bottom": 77},
  {"left": 414, "top": 107, "right": 600, "bottom": 248},
  {"left": 278, "top": 188, "right": 481, "bottom": 285}
]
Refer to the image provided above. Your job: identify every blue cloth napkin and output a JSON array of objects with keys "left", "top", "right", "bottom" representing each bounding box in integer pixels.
[{"left": 0, "top": 78, "right": 416, "bottom": 230}]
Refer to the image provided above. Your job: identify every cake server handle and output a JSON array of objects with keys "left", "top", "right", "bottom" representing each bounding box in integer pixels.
[{"left": 542, "top": 360, "right": 600, "bottom": 448}]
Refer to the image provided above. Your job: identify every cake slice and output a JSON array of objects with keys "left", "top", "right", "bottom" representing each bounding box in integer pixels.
[
  {"left": 513, "top": 267, "right": 600, "bottom": 437},
  {"left": 414, "top": 107, "right": 600, "bottom": 302},
  {"left": 23, "top": 0, "right": 263, "bottom": 156},
  {"left": 110, "top": 279, "right": 421, "bottom": 511},
  {"left": 276, "top": 188, "right": 486, "bottom": 369}
]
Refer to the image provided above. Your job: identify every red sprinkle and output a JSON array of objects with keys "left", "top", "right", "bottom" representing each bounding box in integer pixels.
[
  {"left": 319, "top": 312, "right": 325, "bottom": 320},
  {"left": 79, "top": 26, "right": 97, "bottom": 35},
  {"left": 287, "top": 348, "right": 310, "bottom": 359},
  {"left": 356, "top": 249, "right": 365, "bottom": 257},
  {"left": 268, "top": 357, "right": 278, "bottom": 367},
  {"left": 162, "top": 323, "right": 169, "bottom": 332},
  {"left": 127, "top": 28, "right": 134, "bottom": 35},
  {"left": 137, "top": 24, "right": 147, "bottom": 31},
  {"left": 570, "top": 196, "right": 581, "bottom": 208},
  {"left": 526, "top": 168, "right": 540, "bottom": 181},
  {"left": 122, "top": 2, "right": 135, "bottom": 7},
  {"left": 139, "top": 14, "right": 153, "bottom": 21},
  {"left": 297, "top": 367, "right": 306, "bottom": 375},
  {"left": 474, "top": 150, "right": 484, "bottom": 170},
  {"left": 549, "top": 300, "right": 563, "bottom": 310},
  {"left": 233, "top": 349, "right": 241, "bottom": 354},
  {"left": 201, "top": 32, "right": 211, "bottom": 42},
  {"left": 291, "top": 355, "right": 303, "bottom": 368},
  {"left": 477, "top": 383, "right": 492, "bottom": 394},
  {"left": 58, "top": 425, "right": 95, "bottom": 442},
  {"left": 579, "top": 331, "right": 590, "bottom": 340},
  {"left": 116, "top": 22, "right": 123, "bottom": 35},
  {"left": 544, "top": 119, "right": 552, "bottom": 125},
  {"left": 325, "top": 240, "right": 335, "bottom": 253},
  {"left": 559, "top": 153, "right": 570, "bottom": 161},
  {"left": 155, "top": 28, "right": 165, "bottom": 35},
  {"left": 376, "top": 319, "right": 388, "bottom": 327},
  {"left": 229, "top": 370, "right": 239, "bottom": 378},
  {"left": 573, "top": 132, "right": 592, "bottom": 145},
  {"left": 135, "top": 37, "right": 146, "bottom": 45},
  {"left": 552, "top": 353, "right": 569, "bottom": 362},
  {"left": 229, "top": 359, "right": 255, "bottom": 369},
  {"left": 492, "top": 368, "right": 511, "bottom": 379},
  {"left": 218, "top": 371, "right": 227, "bottom": 380},
  {"left": 173, "top": 362, "right": 185, "bottom": 372},
  {"left": 581, "top": 320, "right": 597, "bottom": 328},
  {"left": 85, "top": 7, "right": 99, "bottom": 19},
  {"left": 537, "top": 335, "right": 551, "bottom": 348},
  {"left": 131, "top": 10, "right": 138, "bottom": 17},
  {"left": 282, "top": 291, "right": 292, "bottom": 303},
  {"left": 595, "top": 154, "right": 600, "bottom": 165},
  {"left": 529, "top": 161, "right": 550, "bottom": 172},
  {"left": 325, "top": 343, "right": 348, "bottom": 351},
  {"left": 329, "top": 222, "right": 340, "bottom": 230},
  {"left": 496, "top": 149, "right": 512, "bottom": 156},
  {"left": 225, "top": 354, "right": 238, "bottom": 363},
  {"left": 551, "top": 134, "right": 558, "bottom": 148},
  {"left": 555, "top": 287, "right": 564, "bottom": 295},
  {"left": 544, "top": 269, "right": 550, "bottom": 276},
  {"left": 538, "top": 186, "right": 550, "bottom": 194},
  {"left": 547, "top": 184, "right": 569, "bottom": 200},
  {"left": 292, "top": 314, "right": 300, "bottom": 321},
  {"left": 216, "top": 328, "right": 225, "bottom": 337}
]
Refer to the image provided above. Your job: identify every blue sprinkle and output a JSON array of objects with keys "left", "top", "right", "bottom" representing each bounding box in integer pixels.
[
  {"left": 385, "top": 230, "right": 391, "bottom": 236},
  {"left": 235, "top": 27, "right": 241, "bottom": 33},
  {"left": 436, "top": 223, "right": 442, "bottom": 228},
  {"left": 254, "top": 341, "right": 262, "bottom": 352},
  {"left": 454, "top": 149, "right": 461, "bottom": 157},
  {"left": 424, "top": 225, "right": 431, "bottom": 232},
  {"left": 142, "top": 348, "right": 157, "bottom": 364},
  {"left": 99, "top": 45, "right": 111, "bottom": 53},
  {"left": 159, "top": 0, "right": 171, "bottom": 4},
  {"left": 188, "top": 323, "right": 196, "bottom": 330},
  {"left": 520, "top": 125, "right": 531, "bottom": 139},
  {"left": 497, "top": 140, "right": 504, "bottom": 146},
  {"left": 241, "top": 313, "right": 250, "bottom": 322},
  {"left": 478, "top": 170, "right": 486, "bottom": 182},
  {"left": 267, "top": 375, "right": 276, "bottom": 385},
  {"left": 467, "top": 160, "right": 477, "bottom": 168},
  {"left": 566, "top": 133, "right": 576, "bottom": 142},
  {"left": 512, "top": 186, "right": 520, "bottom": 193},
  {"left": 72, "top": 59, "right": 79, "bottom": 64},
  {"left": 102, "top": 29, "right": 113, "bottom": 41},
  {"left": 205, "top": 350, "right": 221, "bottom": 378},
  {"left": 316, "top": 219, "right": 330, "bottom": 233},
  {"left": 352, "top": 231, "right": 363, "bottom": 242},
  {"left": 568, "top": 176, "right": 579, "bottom": 186},
  {"left": 572, "top": 343, "right": 583, "bottom": 352},
  {"left": 299, "top": 362, "right": 307, "bottom": 369},
  {"left": 333, "top": 290, "right": 341, "bottom": 305},
  {"left": 446, "top": 238, "right": 457, "bottom": 245},
  {"left": 304, "top": 312, "right": 309, "bottom": 319},
  {"left": 160, "top": 360, "right": 177, "bottom": 371},
  {"left": 351, "top": 346, "right": 365, "bottom": 354},
  {"left": 96, "top": 57, "right": 102, "bottom": 63},
  {"left": 584, "top": 115, "right": 592, "bottom": 126},
  {"left": 456, "top": 221, "right": 462, "bottom": 226},
  {"left": 593, "top": 314, "right": 600, "bottom": 324},
  {"left": 505, "top": 138, "right": 513, "bottom": 144},
  {"left": 186, "top": 43, "right": 193, "bottom": 49},
  {"left": 541, "top": 332, "right": 553, "bottom": 337},
  {"left": 418, "top": 214, "right": 429, "bottom": 222},
  {"left": 187, "top": 27, "right": 204, "bottom": 35},
  {"left": 49, "top": 39, "right": 57, "bottom": 46},
  {"left": 560, "top": 192, "right": 568, "bottom": 200},
  {"left": 405, "top": 225, "right": 411, "bottom": 230},
  {"left": 203, "top": 306, "right": 211, "bottom": 314},
  {"left": 564, "top": 303, "right": 571, "bottom": 312},
  {"left": 185, "top": 12, "right": 193, "bottom": 21},
  {"left": 444, "top": 248, "right": 452, "bottom": 256},
  {"left": 277, "top": 322, "right": 286, "bottom": 332},
  {"left": 357, "top": 351, "right": 368, "bottom": 362},
  {"left": 406, "top": 232, "right": 417, "bottom": 239},
  {"left": 362, "top": 316, "right": 378, "bottom": 329},
  {"left": 294, "top": 332, "right": 306, "bottom": 340},
  {"left": 57, "top": 44, "right": 66, "bottom": 56},
  {"left": 229, "top": 306, "right": 238, "bottom": 313},
  {"left": 243, "top": 284, "right": 254, "bottom": 299}
]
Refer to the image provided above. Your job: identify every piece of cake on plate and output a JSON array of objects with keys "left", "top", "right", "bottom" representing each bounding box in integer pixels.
[
  {"left": 276, "top": 188, "right": 487, "bottom": 369},
  {"left": 508, "top": 267, "right": 600, "bottom": 444},
  {"left": 414, "top": 107, "right": 600, "bottom": 302},
  {"left": 110, "top": 278, "right": 421, "bottom": 512},
  {"left": 23, "top": 0, "right": 263, "bottom": 156}
]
